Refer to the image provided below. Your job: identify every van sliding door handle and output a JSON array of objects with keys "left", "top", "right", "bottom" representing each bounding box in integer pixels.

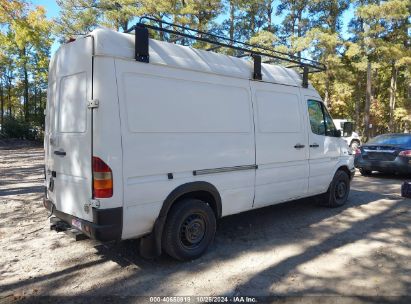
[
  {"left": 310, "top": 143, "right": 320, "bottom": 148},
  {"left": 294, "top": 144, "right": 305, "bottom": 149},
  {"left": 54, "top": 150, "right": 66, "bottom": 156}
]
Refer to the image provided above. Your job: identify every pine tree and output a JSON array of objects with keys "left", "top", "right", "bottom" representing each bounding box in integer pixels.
[{"left": 276, "top": 0, "right": 310, "bottom": 59}]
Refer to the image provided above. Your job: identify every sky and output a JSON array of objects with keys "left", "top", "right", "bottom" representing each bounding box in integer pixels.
[
  {"left": 32, "top": 0, "right": 59, "bottom": 19},
  {"left": 31, "top": 0, "right": 355, "bottom": 56},
  {"left": 31, "top": 0, "right": 60, "bottom": 54}
]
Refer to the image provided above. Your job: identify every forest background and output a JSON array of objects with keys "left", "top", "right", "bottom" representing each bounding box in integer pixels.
[{"left": 0, "top": 0, "right": 410, "bottom": 140}]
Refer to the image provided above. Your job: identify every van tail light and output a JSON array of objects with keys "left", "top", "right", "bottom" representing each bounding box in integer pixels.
[
  {"left": 92, "top": 156, "right": 113, "bottom": 198},
  {"left": 355, "top": 148, "right": 361, "bottom": 155},
  {"left": 399, "top": 150, "right": 411, "bottom": 157}
]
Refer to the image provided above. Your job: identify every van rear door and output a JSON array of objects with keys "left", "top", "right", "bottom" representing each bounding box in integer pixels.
[{"left": 45, "top": 37, "right": 93, "bottom": 222}]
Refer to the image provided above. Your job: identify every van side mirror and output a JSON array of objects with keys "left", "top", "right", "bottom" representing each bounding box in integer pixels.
[
  {"left": 334, "top": 129, "right": 342, "bottom": 137},
  {"left": 343, "top": 122, "right": 354, "bottom": 137}
]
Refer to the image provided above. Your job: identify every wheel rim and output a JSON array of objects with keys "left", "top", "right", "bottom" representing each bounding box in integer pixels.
[
  {"left": 179, "top": 213, "right": 206, "bottom": 249},
  {"left": 335, "top": 180, "right": 347, "bottom": 200}
]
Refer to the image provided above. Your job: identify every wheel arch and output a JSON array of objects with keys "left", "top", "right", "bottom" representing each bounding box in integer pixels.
[
  {"left": 336, "top": 165, "right": 351, "bottom": 178},
  {"left": 159, "top": 181, "right": 222, "bottom": 219},
  {"left": 139, "top": 181, "right": 222, "bottom": 258},
  {"left": 334, "top": 164, "right": 355, "bottom": 182}
]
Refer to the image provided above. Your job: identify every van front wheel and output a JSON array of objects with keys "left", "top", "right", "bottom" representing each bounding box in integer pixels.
[
  {"left": 318, "top": 170, "right": 350, "bottom": 208},
  {"left": 162, "top": 199, "right": 216, "bottom": 261}
]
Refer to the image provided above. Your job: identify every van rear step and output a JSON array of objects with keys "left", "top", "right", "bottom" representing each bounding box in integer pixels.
[{"left": 50, "top": 217, "right": 88, "bottom": 241}]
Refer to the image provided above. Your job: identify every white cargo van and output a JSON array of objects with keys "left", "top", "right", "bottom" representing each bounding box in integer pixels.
[{"left": 44, "top": 19, "right": 355, "bottom": 260}]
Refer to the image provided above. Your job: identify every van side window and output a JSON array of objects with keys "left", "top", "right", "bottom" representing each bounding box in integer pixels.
[
  {"left": 307, "top": 100, "right": 337, "bottom": 137},
  {"left": 307, "top": 100, "right": 325, "bottom": 135},
  {"left": 322, "top": 106, "right": 337, "bottom": 136}
]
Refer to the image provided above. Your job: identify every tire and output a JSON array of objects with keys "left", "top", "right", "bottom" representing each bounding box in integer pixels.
[
  {"left": 350, "top": 140, "right": 360, "bottom": 151},
  {"left": 359, "top": 168, "right": 372, "bottom": 176},
  {"left": 318, "top": 170, "right": 350, "bottom": 208},
  {"left": 162, "top": 198, "right": 216, "bottom": 261}
]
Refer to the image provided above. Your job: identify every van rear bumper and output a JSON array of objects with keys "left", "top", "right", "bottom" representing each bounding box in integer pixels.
[{"left": 43, "top": 199, "right": 122, "bottom": 242}]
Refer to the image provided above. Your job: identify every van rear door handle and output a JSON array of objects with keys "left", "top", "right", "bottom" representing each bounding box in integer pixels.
[
  {"left": 310, "top": 143, "right": 320, "bottom": 148},
  {"left": 54, "top": 150, "right": 66, "bottom": 156},
  {"left": 294, "top": 144, "right": 305, "bottom": 149}
]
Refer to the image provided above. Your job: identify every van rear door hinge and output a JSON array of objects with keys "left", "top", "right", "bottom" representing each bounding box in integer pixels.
[{"left": 88, "top": 99, "right": 99, "bottom": 109}]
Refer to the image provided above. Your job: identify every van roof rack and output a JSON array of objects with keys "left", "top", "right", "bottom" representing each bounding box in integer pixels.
[{"left": 125, "top": 16, "right": 326, "bottom": 88}]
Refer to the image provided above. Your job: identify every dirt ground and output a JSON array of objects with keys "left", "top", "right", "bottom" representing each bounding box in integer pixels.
[{"left": 1, "top": 142, "right": 410, "bottom": 302}]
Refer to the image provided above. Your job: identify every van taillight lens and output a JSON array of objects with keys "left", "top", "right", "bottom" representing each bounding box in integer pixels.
[
  {"left": 92, "top": 156, "right": 113, "bottom": 198},
  {"left": 399, "top": 150, "right": 411, "bottom": 157}
]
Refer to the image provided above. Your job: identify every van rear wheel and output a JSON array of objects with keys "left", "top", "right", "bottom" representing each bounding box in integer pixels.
[
  {"left": 162, "top": 199, "right": 216, "bottom": 261},
  {"left": 318, "top": 170, "right": 350, "bottom": 208}
]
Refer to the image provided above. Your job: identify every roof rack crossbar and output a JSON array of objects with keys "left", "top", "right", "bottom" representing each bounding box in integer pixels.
[
  {"left": 137, "top": 17, "right": 323, "bottom": 67},
  {"left": 125, "top": 16, "right": 326, "bottom": 84},
  {"left": 207, "top": 45, "right": 223, "bottom": 51},
  {"left": 169, "top": 36, "right": 185, "bottom": 43}
]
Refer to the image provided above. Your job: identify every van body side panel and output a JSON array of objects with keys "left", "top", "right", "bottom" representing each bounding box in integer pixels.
[
  {"left": 45, "top": 37, "right": 93, "bottom": 222},
  {"left": 251, "top": 82, "right": 309, "bottom": 207},
  {"left": 114, "top": 59, "right": 255, "bottom": 239},
  {"left": 92, "top": 57, "right": 124, "bottom": 210}
]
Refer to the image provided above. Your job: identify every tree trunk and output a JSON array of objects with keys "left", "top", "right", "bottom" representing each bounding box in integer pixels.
[
  {"left": 24, "top": 65, "right": 29, "bottom": 122},
  {"left": 121, "top": 20, "right": 128, "bottom": 32},
  {"left": 297, "top": 10, "right": 302, "bottom": 60},
  {"left": 324, "top": 74, "right": 330, "bottom": 108},
  {"left": 158, "top": 14, "right": 165, "bottom": 41},
  {"left": 266, "top": 1, "right": 272, "bottom": 32},
  {"left": 388, "top": 62, "right": 398, "bottom": 132},
  {"left": 0, "top": 81, "right": 4, "bottom": 127},
  {"left": 250, "top": 12, "right": 255, "bottom": 36},
  {"left": 7, "top": 79, "right": 12, "bottom": 117},
  {"left": 290, "top": 11, "right": 296, "bottom": 57},
  {"left": 355, "top": 77, "right": 361, "bottom": 131},
  {"left": 364, "top": 60, "right": 372, "bottom": 141},
  {"left": 229, "top": 0, "right": 235, "bottom": 42},
  {"left": 22, "top": 48, "right": 29, "bottom": 122},
  {"left": 33, "top": 86, "right": 37, "bottom": 119}
]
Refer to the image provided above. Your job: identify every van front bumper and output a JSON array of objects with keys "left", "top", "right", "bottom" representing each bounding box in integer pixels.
[{"left": 43, "top": 199, "right": 122, "bottom": 242}]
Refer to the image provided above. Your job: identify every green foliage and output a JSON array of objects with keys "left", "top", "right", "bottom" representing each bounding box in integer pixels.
[
  {"left": 0, "top": 116, "right": 38, "bottom": 140},
  {"left": 1, "top": 0, "right": 51, "bottom": 140}
]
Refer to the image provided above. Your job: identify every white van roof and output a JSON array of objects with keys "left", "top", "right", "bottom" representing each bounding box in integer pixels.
[{"left": 89, "top": 27, "right": 314, "bottom": 89}]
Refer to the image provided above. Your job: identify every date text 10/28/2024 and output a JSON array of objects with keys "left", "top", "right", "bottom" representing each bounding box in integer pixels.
[{"left": 149, "top": 296, "right": 258, "bottom": 303}]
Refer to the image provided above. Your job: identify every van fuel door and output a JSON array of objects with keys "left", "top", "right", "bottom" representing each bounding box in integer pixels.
[{"left": 84, "top": 199, "right": 100, "bottom": 213}]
